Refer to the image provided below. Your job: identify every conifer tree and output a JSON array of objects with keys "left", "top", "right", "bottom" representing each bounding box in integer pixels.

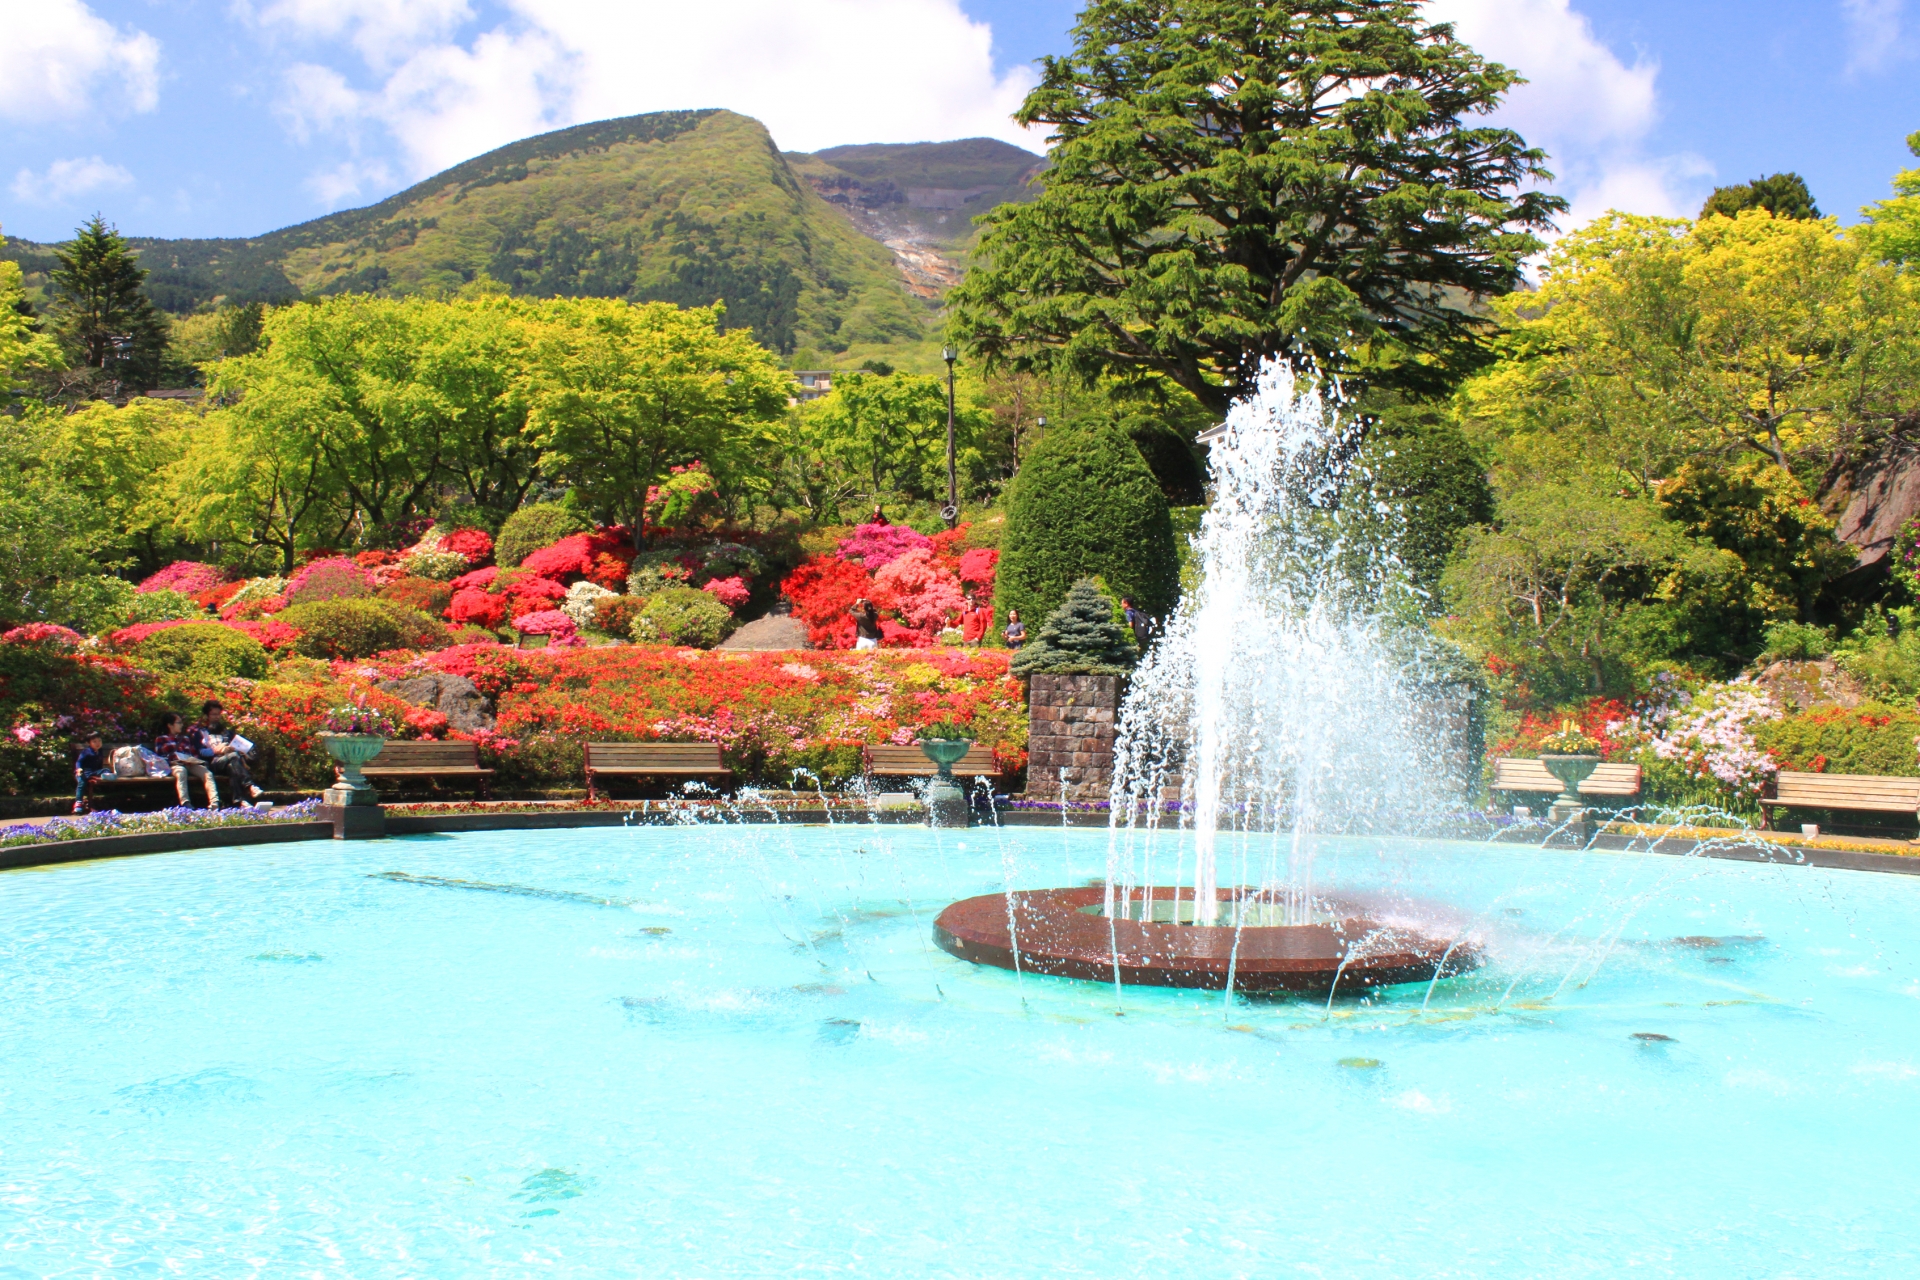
[
  {"left": 48, "top": 215, "right": 169, "bottom": 383},
  {"left": 1010, "top": 579, "right": 1138, "bottom": 677}
]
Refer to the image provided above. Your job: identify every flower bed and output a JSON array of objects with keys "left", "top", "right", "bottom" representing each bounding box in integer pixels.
[{"left": 0, "top": 797, "right": 324, "bottom": 849}]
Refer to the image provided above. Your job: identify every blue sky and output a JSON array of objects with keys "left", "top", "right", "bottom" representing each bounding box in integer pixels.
[{"left": 1, "top": 0, "right": 1915, "bottom": 245}]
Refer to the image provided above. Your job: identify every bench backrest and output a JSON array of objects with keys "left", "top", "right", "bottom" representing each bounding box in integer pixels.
[
  {"left": 1774, "top": 771, "right": 1920, "bottom": 813},
  {"left": 866, "top": 744, "right": 1000, "bottom": 776},
  {"left": 365, "top": 740, "right": 481, "bottom": 769},
  {"left": 586, "top": 742, "right": 727, "bottom": 771},
  {"left": 1491, "top": 757, "right": 1643, "bottom": 798}
]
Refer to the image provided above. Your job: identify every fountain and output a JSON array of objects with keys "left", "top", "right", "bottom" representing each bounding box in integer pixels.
[{"left": 936, "top": 361, "right": 1481, "bottom": 994}]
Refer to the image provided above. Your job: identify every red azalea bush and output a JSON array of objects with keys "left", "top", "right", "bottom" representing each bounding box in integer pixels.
[
  {"left": 108, "top": 619, "right": 194, "bottom": 648},
  {"left": 379, "top": 576, "right": 455, "bottom": 616},
  {"left": 1492, "top": 697, "right": 1635, "bottom": 760},
  {"left": 438, "top": 528, "right": 495, "bottom": 565},
  {"left": 224, "top": 595, "right": 289, "bottom": 621},
  {"left": 286, "top": 556, "right": 373, "bottom": 605},
  {"left": 503, "top": 575, "right": 568, "bottom": 619},
  {"left": 3, "top": 623, "right": 85, "bottom": 646},
  {"left": 138, "top": 561, "right": 228, "bottom": 596},
  {"left": 194, "top": 581, "right": 248, "bottom": 612},
  {"left": 958, "top": 547, "right": 998, "bottom": 592},
  {"left": 837, "top": 523, "right": 933, "bottom": 570},
  {"left": 451, "top": 566, "right": 498, "bottom": 592},
  {"left": 702, "top": 576, "right": 750, "bottom": 609},
  {"left": 378, "top": 644, "right": 1027, "bottom": 787},
  {"left": 449, "top": 588, "right": 507, "bottom": 630},
  {"left": 226, "top": 619, "right": 303, "bottom": 651},
  {"left": 879, "top": 620, "right": 933, "bottom": 648},
  {"left": 520, "top": 530, "right": 634, "bottom": 583},
  {"left": 781, "top": 556, "right": 876, "bottom": 648}
]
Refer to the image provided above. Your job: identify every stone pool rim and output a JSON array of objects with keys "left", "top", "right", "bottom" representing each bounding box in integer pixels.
[{"left": 3, "top": 808, "right": 1918, "bottom": 877}]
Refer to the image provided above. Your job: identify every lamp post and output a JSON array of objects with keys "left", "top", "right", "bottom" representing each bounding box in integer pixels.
[{"left": 941, "top": 345, "right": 959, "bottom": 528}]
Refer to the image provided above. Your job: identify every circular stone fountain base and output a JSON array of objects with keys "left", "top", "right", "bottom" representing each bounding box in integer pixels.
[{"left": 933, "top": 887, "right": 1480, "bottom": 994}]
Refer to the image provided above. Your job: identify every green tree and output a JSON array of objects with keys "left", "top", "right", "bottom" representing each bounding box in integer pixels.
[
  {"left": 996, "top": 422, "right": 1180, "bottom": 629},
  {"left": 0, "top": 410, "right": 107, "bottom": 622},
  {"left": 39, "top": 398, "right": 194, "bottom": 574},
  {"left": 786, "top": 372, "right": 991, "bottom": 518},
  {"left": 1010, "top": 579, "right": 1138, "bottom": 676},
  {"left": 949, "top": 0, "right": 1563, "bottom": 414},
  {"left": 166, "top": 401, "right": 339, "bottom": 574},
  {"left": 1700, "top": 172, "right": 1820, "bottom": 221},
  {"left": 213, "top": 301, "right": 266, "bottom": 358},
  {"left": 1352, "top": 395, "right": 1493, "bottom": 604},
  {"left": 47, "top": 216, "right": 169, "bottom": 385},
  {"left": 524, "top": 300, "right": 788, "bottom": 546},
  {"left": 0, "top": 257, "right": 63, "bottom": 396},
  {"left": 1859, "top": 131, "right": 1920, "bottom": 267}
]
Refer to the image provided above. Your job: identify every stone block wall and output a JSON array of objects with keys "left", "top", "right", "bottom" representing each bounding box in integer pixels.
[{"left": 1024, "top": 673, "right": 1123, "bottom": 802}]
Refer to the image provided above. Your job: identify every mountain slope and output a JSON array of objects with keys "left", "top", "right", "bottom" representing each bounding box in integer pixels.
[{"left": 3, "top": 110, "right": 931, "bottom": 357}]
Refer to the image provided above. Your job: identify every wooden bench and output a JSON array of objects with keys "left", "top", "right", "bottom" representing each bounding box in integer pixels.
[
  {"left": 1761, "top": 771, "right": 1920, "bottom": 829},
  {"left": 81, "top": 744, "right": 240, "bottom": 812},
  {"left": 1491, "top": 757, "right": 1643, "bottom": 802},
  {"left": 584, "top": 742, "right": 731, "bottom": 800},
  {"left": 360, "top": 740, "right": 494, "bottom": 798},
  {"left": 864, "top": 744, "right": 1001, "bottom": 779}
]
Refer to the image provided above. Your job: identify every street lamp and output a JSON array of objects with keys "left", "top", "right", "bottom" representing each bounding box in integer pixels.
[{"left": 941, "top": 345, "right": 959, "bottom": 528}]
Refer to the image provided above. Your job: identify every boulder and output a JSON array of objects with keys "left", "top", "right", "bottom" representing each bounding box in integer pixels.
[
  {"left": 376, "top": 672, "right": 495, "bottom": 732},
  {"left": 716, "top": 614, "right": 812, "bottom": 651}
]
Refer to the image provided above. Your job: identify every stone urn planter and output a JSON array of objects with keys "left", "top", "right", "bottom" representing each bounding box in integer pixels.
[
  {"left": 320, "top": 732, "right": 386, "bottom": 807},
  {"left": 918, "top": 738, "right": 972, "bottom": 828},
  {"left": 1537, "top": 752, "right": 1600, "bottom": 830}
]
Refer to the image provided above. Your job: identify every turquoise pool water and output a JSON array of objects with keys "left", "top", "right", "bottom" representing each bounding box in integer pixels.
[{"left": 4, "top": 823, "right": 1919, "bottom": 1277}]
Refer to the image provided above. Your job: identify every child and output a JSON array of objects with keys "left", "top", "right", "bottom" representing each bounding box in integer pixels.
[{"left": 72, "top": 732, "right": 113, "bottom": 814}]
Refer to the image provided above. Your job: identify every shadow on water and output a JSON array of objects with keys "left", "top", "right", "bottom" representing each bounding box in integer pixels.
[{"left": 368, "top": 870, "right": 647, "bottom": 908}]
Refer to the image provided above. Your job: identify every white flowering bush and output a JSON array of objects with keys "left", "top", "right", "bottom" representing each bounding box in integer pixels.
[
  {"left": 1610, "top": 676, "right": 1781, "bottom": 797},
  {"left": 563, "top": 580, "right": 618, "bottom": 630}
]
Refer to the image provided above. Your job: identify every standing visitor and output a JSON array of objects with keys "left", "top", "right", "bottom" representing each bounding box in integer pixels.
[
  {"left": 850, "top": 599, "right": 882, "bottom": 650},
  {"left": 1121, "top": 597, "right": 1152, "bottom": 649},
  {"left": 71, "top": 731, "right": 112, "bottom": 813},
  {"left": 156, "top": 712, "right": 218, "bottom": 808},
  {"left": 1004, "top": 609, "right": 1026, "bottom": 648},
  {"left": 188, "top": 700, "right": 270, "bottom": 808}
]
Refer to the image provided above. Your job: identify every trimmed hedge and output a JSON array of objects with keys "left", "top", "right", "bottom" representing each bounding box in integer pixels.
[
  {"left": 277, "top": 599, "right": 446, "bottom": 659},
  {"left": 497, "top": 503, "right": 590, "bottom": 569},
  {"left": 632, "top": 586, "right": 734, "bottom": 648},
  {"left": 131, "top": 623, "right": 270, "bottom": 683},
  {"left": 996, "top": 423, "right": 1179, "bottom": 631},
  {"left": 1752, "top": 703, "right": 1920, "bottom": 777}
]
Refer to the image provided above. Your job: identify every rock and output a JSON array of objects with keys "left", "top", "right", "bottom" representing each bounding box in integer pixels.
[
  {"left": 376, "top": 673, "right": 496, "bottom": 732},
  {"left": 717, "top": 614, "right": 812, "bottom": 651},
  {"left": 1754, "top": 659, "right": 1863, "bottom": 712}
]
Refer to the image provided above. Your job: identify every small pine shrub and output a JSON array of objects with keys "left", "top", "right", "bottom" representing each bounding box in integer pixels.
[
  {"left": 996, "top": 423, "right": 1179, "bottom": 631},
  {"left": 278, "top": 599, "right": 447, "bottom": 659},
  {"left": 632, "top": 586, "right": 735, "bottom": 648},
  {"left": 1010, "top": 580, "right": 1138, "bottom": 677},
  {"left": 132, "top": 622, "right": 271, "bottom": 683},
  {"left": 496, "top": 503, "right": 590, "bottom": 569}
]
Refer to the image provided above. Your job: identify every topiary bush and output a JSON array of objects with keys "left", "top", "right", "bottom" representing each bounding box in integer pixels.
[
  {"left": 996, "top": 423, "right": 1179, "bottom": 632},
  {"left": 1752, "top": 703, "right": 1920, "bottom": 777},
  {"left": 594, "top": 595, "right": 646, "bottom": 637},
  {"left": 277, "top": 599, "right": 447, "bottom": 659},
  {"left": 131, "top": 622, "right": 271, "bottom": 684},
  {"left": 496, "top": 503, "right": 590, "bottom": 569},
  {"left": 125, "top": 589, "right": 206, "bottom": 626},
  {"left": 1010, "top": 580, "right": 1138, "bottom": 677},
  {"left": 631, "top": 586, "right": 735, "bottom": 648}
]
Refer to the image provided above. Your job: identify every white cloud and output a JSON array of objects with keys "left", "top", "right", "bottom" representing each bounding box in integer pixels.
[
  {"left": 0, "top": 0, "right": 161, "bottom": 122},
  {"left": 270, "top": 0, "right": 1040, "bottom": 194},
  {"left": 306, "top": 158, "right": 395, "bottom": 205},
  {"left": 10, "top": 155, "right": 135, "bottom": 204},
  {"left": 251, "top": 0, "right": 474, "bottom": 70},
  {"left": 1427, "top": 0, "right": 1712, "bottom": 227},
  {"left": 1841, "top": 0, "right": 1908, "bottom": 74}
]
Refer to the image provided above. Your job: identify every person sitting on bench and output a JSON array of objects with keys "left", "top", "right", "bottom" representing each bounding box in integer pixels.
[
  {"left": 72, "top": 731, "right": 113, "bottom": 814},
  {"left": 156, "top": 711, "right": 218, "bottom": 808},
  {"left": 187, "top": 700, "right": 270, "bottom": 809}
]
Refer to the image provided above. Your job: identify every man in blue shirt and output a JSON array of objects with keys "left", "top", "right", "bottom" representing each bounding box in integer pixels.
[{"left": 72, "top": 731, "right": 112, "bottom": 813}]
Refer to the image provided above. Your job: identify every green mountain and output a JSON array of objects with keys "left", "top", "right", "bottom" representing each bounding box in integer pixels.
[{"left": 3, "top": 110, "right": 953, "bottom": 358}]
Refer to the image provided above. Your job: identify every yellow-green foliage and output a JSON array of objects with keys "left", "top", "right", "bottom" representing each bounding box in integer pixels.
[
  {"left": 1752, "top": 703, "right": 1920, "bottom": 777},
  {"left": 133, "top": 623, "right": 270, "bottom": 683}
]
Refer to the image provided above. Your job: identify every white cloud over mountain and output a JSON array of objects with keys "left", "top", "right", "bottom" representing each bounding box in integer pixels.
[
  {"left": 0, "top": 0, "right": 161, "bottom": 123},
  {"left": 265, "top": 0, "right": 1039, "bottom": 194},
  {"left": 10, "top": 156, "right": 136, "bottom": 205}
]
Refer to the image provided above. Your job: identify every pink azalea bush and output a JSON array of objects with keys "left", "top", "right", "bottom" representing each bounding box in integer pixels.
[
  {"left": 138, "top": 561, "right": 228, "bottom": 596},
  {"left": 286, "top": 557, "right": 373, "bottom": 605},
  {"left": 512, "top": 609, "right": 578, "bottom": 641},
  {"left": 873, "top": 548, "right": 966, "bottom": 630},
  {"left": 702, "top": 576, "right": 750, "bottom": 609},
  {"left": 1608, "top": 677, "right": 1782, "bottom": 796},
  {"left": 838, "top": 523, "right": 933, "bottom": 570},
  {"left": 3, "top": 623, "right": 85, "bottom": 646}
]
